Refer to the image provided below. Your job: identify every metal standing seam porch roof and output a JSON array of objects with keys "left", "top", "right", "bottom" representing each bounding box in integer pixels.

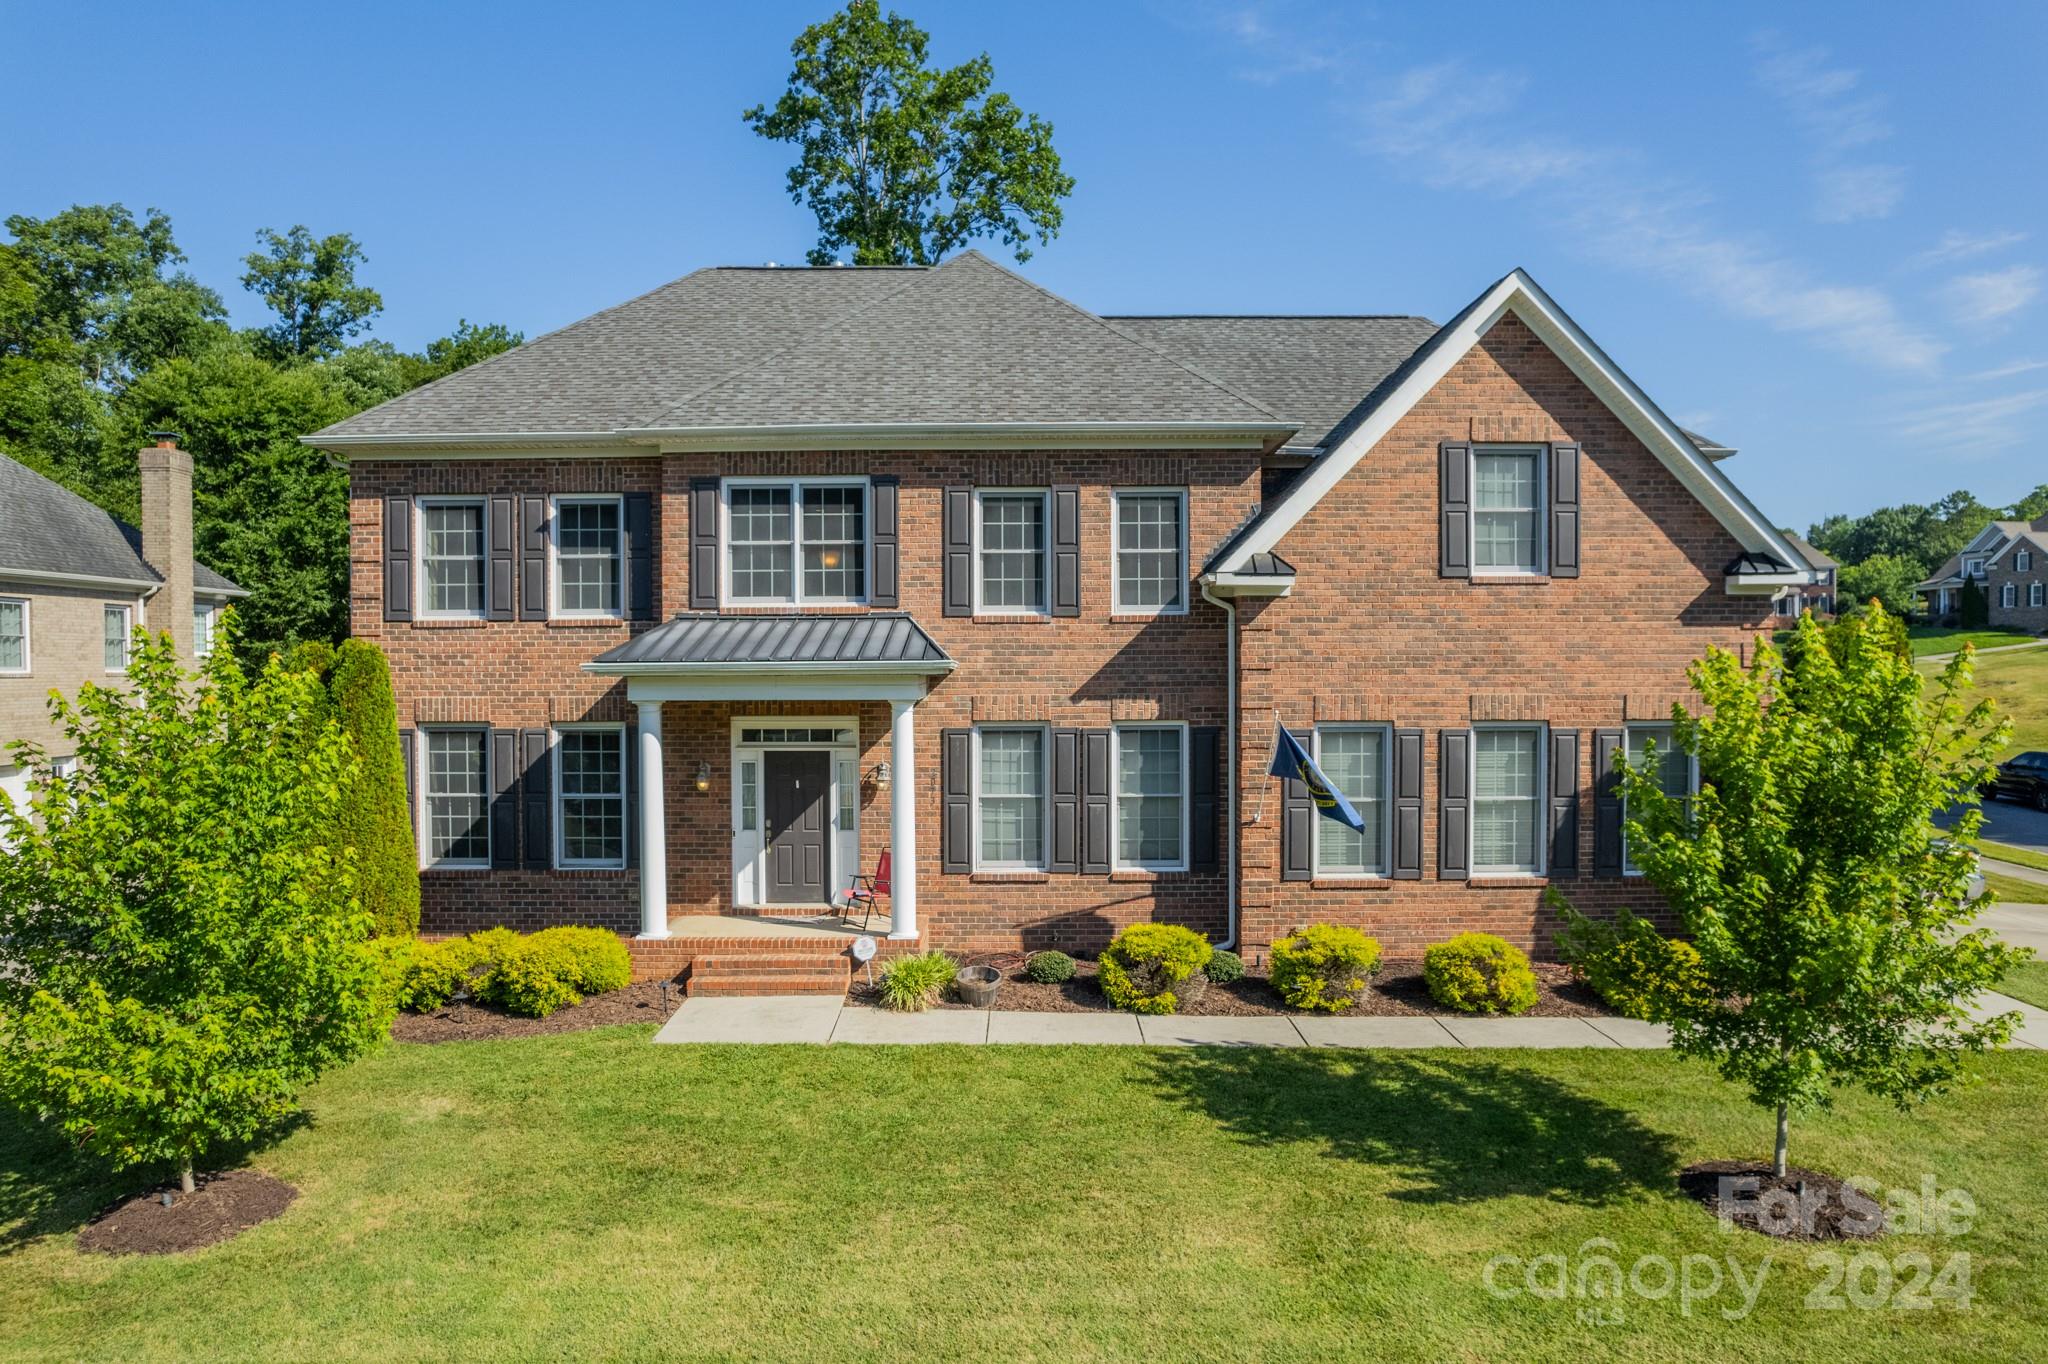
[{"left": 584, "top": 612, "right": 955, "bottom": 675}]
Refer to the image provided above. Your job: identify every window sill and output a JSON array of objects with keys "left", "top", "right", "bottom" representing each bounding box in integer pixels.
[
  {"left": 970, "top": 613, "right": 1054, "bottom": 625},
  {"left": 1464, "top": 874, "right": 1548, "bottom": 888},
  {"left": 1310, "top": 877, "right": 1395, "bottom": 890},
  {"left": 1110, "top": 867, "right": 1190, "bottom": 882},
  {"left": 553, "top": 865, "right": 632, "bottom": 877},
  {"left": 1469, "top": 574, "right": 1550, "bottom": 586},
  {"left": 412, "top": 618, "right": 489, "bottom": 629},
  {"left": 421, "top": 865, "right": 495, "bottom": 875},
  {"left": 546, "top": 617, "right": 627, "bottom": 629},
  {"left": 971, "top": 870, "right": 1050, "bottom": 883}
]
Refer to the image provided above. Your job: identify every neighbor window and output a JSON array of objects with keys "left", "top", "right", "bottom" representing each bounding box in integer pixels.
[
  {"left": 0, "top": 598, "right": 26, "bottom": 674},
  {"left": 1115, "top": 724, "right": 1186, "bottom": 869},
  {"left": 192, "top": 602, "right": 215, "bottom": 658},
  {"left": 1471, "top": 726, "right": 1542, "bottom": 874},
  {"left": 1623, "top": 724, "right": 1696, "bottom": 875},
  {"left": 2032, "top": 582, "right": 2045, "bottom": 608},
  {"left": 553, "top": 497, "right": 622, "bottom": 617},
  {"left": 975, "top": 490, "right": 1049, "bottom": 613},
  {"left": 2002, "top": 582, "right": 2018, "bottom": 609},
  {"left": 102, "top": 604, "right": 132, "bottom": 672},
  {"left": 1113, "top": 489, "right": 1187, "bottom": 614},
  {"left": 1776, "top": 594, "right": 1799, "bottom": 618},
  {"left": 555, "top": 726, "right": 626, "bottom": 868},
  {"left": 726, "top": 480, "right": 866, "bottom": 604},
  {"left": 1472, "top": 446, "right": 1542, "bottom": 573},
  {"left": 419, "top": 499, "right": 487, "bottom": 616},
  {"left": 2019, "top": 549, "right": 2034, "bottom": 572},
  {"left": 423, "top": 729, "right": 489, "bottom": 866},
  {"left": 1314, "top": 726, "right": 1388, "bottom": 876},
  {"left": 975, "top": 727, "right": 1047, "bottom": 869}
]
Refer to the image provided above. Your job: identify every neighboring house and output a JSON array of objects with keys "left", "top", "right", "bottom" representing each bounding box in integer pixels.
[
  {"left": 1778, "top": 533, "right": 1837, "bottom": 619},
  {"left": 1916, "top": 517, "right": 2048, "bottom": 627},
  {"left": 0, "top": 442, "right": 246, "bottom": 812},
  {"left": 305, "top": 253, "right": 1814, "bottom": 979}
]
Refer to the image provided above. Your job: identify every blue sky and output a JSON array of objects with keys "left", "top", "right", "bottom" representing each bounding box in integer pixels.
[{"left": 6, "top": 1, "right": 2044, "bottom": 530}]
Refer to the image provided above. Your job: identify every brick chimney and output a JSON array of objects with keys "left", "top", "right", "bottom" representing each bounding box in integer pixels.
[{"left": 138, "top": 434, "right": 195, "bottom": 660}]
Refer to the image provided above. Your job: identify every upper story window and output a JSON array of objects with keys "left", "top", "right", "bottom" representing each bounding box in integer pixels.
[
  {"left": 102, "top": 603, "right": 132, "bottom": 672},
  {"left": 2002, "top": 582, "right": 2018, "bottom": 609},
  {"left": 1471, "top": 725, "right": 1543, "bottom": 875},
  {"left": 1965, "top": 556, "right": 1985, "bottom": 579},
  {"left": 1623, "top": 724, "right": 1696, "bottom": 875},
  {"left": 1775, "top": 593, "right": 1800, "bottom": 619},
  {"left": 553, "top": 495, "right": 623, "bottom": 617},
  {"left": 0, "top": 598, "right": 27, "bottom": 675},
  {"left": 1314, "top": 725, "right": 1389, "bottom": 877},
  {"left": 419, "top": 497, "right": 487, "bottom": 618},
  {"left": 555, "top": 725, "right": 626, "bottom": 868},
  {"left": 422, "top": 728, "right": 489, "bottom": 867},
  {"left": 2019, "top": 549, "right": 2034, "bottom": 573},
  {"left": 192, "top": 602, "right": 216, "bottom": 658},
  {"left": 973, "top": 726, "right": 1047, "bottom": 870},
  {"left": 725, "top": 479, "right": 867, "bottom": 605},
  {"left": 1472, "top": 446, "right": 1542, "bottom": 574},
  {"left": 1112, "top": 489, "right": 1187, "bottom": 615},
  {"left": 1114, "top": 723, "right": 1187, "bottom": 870},
  {"left": 975, "top": 490, "right": 1049, "bottom": 614}
]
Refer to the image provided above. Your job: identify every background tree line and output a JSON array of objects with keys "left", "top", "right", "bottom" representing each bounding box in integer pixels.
[
  {"left": 1805, "top": 485, "right": 2048, "bottom": 616},
  {"left": 0, "top": 203, "right": 520, "bottom": 665}
]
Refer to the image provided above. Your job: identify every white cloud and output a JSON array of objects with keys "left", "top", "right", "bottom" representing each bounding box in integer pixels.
[
  {"left": 1201, "top": 3, "right": 1353, "bottom": 84},
  {"left": 1966, "top": 357, "right": 2048, "bottom": 382},
  {"left": 1751, "top": 33, "right": 1904, "bottom": 222},
  {"left": 1912, "top": 229, "right": 2029, "bottom": 270},
  {"left": 1941, "top": 266, "right": 2042, "bottom": 328},
  {"left": 1814, "top": 164, "right": 1905, "bottom": 224},
  {"left": 1893, "top": 388, "right": 2048, "bottom": 458},
  {"left": 1360, "top": 63, "right": 1597, "bottom": 193}
]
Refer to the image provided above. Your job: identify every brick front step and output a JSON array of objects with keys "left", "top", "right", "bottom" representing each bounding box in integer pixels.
[
  {"left": 686, "top": 974, "right": 848, "bottom": 997},
  {"left": 683, "top": 948, "right": 855, "bottom": 998}
]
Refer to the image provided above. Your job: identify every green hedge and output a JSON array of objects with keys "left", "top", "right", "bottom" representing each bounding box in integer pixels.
[
  {"left": 1098, "top": 924, "right": 1213, "bottom": 1015},
  {"left": 1269, "top": 925, "right": 1381, "bottom": 1011},
  {"left": 1553, "top": 905, "right": 1709, "bottom": 1021},
  {"left": 1423, "top": 933, "right": 1538, "bottom": 1016},
  {"left": 381, "top": 926, "right": 633, "bottom": 1018}
]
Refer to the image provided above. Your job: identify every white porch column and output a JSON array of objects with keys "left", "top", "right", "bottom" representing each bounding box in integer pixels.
[
  {"left": 888, "top": 697, "right": 919, "bottom": 940},
  {"left": 636, "top": 700, "right": 669, "bottom": 939}
]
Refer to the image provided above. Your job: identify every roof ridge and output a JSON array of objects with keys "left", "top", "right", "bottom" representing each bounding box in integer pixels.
[{"left": 1104, "top": 313, "right": 1436, "bottom": 322}]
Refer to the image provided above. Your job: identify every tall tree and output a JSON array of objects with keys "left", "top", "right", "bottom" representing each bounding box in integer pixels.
[
  {"left": 1836, "top": 552, "right": 1923, "bottom": 616},
  {"left": 2012, "top": 484, "right": 2048, "bottom": 522},
  {"left": 398, "top": 319, "right": 523, "bottom": 388},
  {"left": 744, "top": 0, "right": 1075, "bottom": 265},
  {"left": 241, "top": 225, "right": 384, "bottom": 361}
]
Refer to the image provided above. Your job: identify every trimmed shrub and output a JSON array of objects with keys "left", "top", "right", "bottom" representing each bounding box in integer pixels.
[
  {"left": 1098, "top": 924, "right": 1213, "bottom": 1015},
  {"left": 1203, "top": 949, "right": 1245, "bottom": 984},
  {"left": 878, "top": 950, "right": 957, "bottom": 1012},
  {"left": 392, "top": 936, "right": 489, "bottom": 1012},
  {"left": 529, "top": 926, "right": 632, "bottom": 995},
  {"left": 1423, "top": 933, "right": 1539, "bottom": 1015},
  {"left": 1553, "top": 904, "right": 1710, "bottom": 1021},
  {"left": 1024, "top": 950, "right": 1076, "bottom": 984},
  {"left": 486, "top": 933, "right": 586, "bottom": 1017},
  {"left": 1269, "top": 925, "right": 1382, "bottom": 1011}
]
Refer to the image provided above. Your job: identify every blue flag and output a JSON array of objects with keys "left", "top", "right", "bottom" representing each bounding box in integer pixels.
[{"left": 1267, "top": 723, "right": 1366, "bottom": 832}]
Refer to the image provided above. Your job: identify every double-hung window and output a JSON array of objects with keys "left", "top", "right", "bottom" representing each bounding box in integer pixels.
[
  {"left": 975, "top": 490, "right": 1049, "bottom": 614},
  {"left": 1112, "top": 489, "right": 1187, "bottom": 615},
  {"left": 423, "top": 729, "right": 490, "bottom": 867},
  {"left": 553, "top": 496, "right": 623, "bottom": 617},
  {"left": 2019, "top": 549, "right": 2033, "bottom": 572},
  {"left": 1471, "top": 726, "right": 1543, "bottom": 875},
  {"left": 102, "top": 604, "right": 132, "bottom": 672},
  {"left": 192, "top": 602, "right": 216, "bottom": 658},
  {"left": 1623, "top": 724, "right": 1695, "bottom": 874},
  {"left": 726, "top": 479, "right": 867, "bottom": 605},
  {"left": 974, "top": 727, "right": 1047, "bottom": 869},
  {"left": 419, "top": 498, "right": 487, "bottom": 617},
  {"left": 555, "top": 726, "right": 626, "bottom": 868},
  {"left": 0, "top": 598, "right": 27, "bottom": 675},
  {"left": 1314, "top": 725, "right": 1388, "bottom": 876},
  {"left": 2032, "top": 582, "right": 2045, "bottom": 608},
  {"left": 1472, "top": 446, "right": 1542, "bottom": 574},
  {"left": 2002, "top": 582, "right": 2018, "bottom": 609},
  {"left": 1114, "top": 724, "right": 1187, "bottom": 870}
]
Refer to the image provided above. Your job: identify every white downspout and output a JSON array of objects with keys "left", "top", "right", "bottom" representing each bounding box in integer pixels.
[{"left": 1201, "top": 581, "right": 1238, "bottom": 952}]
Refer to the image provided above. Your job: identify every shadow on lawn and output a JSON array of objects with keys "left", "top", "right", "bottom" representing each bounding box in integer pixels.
[{"left": 1143, "top": 1048, "right": 1680, "bottom": 1206}]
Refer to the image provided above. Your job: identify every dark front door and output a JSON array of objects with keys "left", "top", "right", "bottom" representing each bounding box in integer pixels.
[{"left": 763, "top": 750, "right": 831, "bottom": 904}]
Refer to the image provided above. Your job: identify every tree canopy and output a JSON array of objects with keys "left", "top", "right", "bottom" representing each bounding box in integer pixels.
[{"left": 241, "top": 225, "right": 385, "bottom": 361}]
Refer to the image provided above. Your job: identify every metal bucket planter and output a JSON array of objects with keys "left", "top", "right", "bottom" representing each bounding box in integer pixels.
[{"left": 955, "top": 965, "right": 1002, "bottom": 1008}]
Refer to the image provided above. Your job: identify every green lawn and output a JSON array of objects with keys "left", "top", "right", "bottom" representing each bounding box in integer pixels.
[
  {"left": 3, "top": 1035, "right": 2045, "bottom": 1362},
  {"left": 1906, "top": 627, "right": 2043, "bottom": 659},
  {"left": 1985, "top": 869, "right": 2048, "bottom": 906},
  {"left": 1999, "top": 961, "right": 2048, "bottom": 1010},
  {"left": 1921, "top": 643, "right": 2048, "bottom": 759},
  {"left": 1986, "top": 841, "right": 2048, "bottom": 875}
]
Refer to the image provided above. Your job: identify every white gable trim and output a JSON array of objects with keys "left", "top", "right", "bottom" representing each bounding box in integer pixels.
[{"left": 1209, "top": 269, "right": 1814, "bottom": 582}]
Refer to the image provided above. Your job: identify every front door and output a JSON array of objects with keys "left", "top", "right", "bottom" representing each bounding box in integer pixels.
[{"left": 762, "top": 750, "right": 831, "bottom": 905}]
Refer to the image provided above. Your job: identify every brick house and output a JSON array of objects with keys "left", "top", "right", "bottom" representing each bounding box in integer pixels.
[
  {"left": 1777, "top": 533, "right": 1836, "bottom": 620},
  {"left": 306, "top": 254, "right": 1815, "bottom": 978},
  {"left": 1916, "top": 517, "right": 2048, "bottom": 628}
]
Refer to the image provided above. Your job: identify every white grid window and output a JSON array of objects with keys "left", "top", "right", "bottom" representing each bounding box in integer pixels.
[
  {"left": 729, "top": 486, "right": 794, "bottom": 600},
  {"left": 424, "top": 730, "right": 489, "bottom": 866},
  {"left": 192, "top": 602, "right": 215, "bottom": 658},
  {"left": 726, "top": 481, "right": 867, "bottom": 604},
  {"left": 1115, "top": 725, "right": 1186, "bottom": 869},
  {"left": 1314, "top": 727, "right": 1387, "bottom": 876},
  {"left": 1473, "top": 448, "right": 1541, "bottom": 572},
  {"left": 802, "top": 486, "right": 865, "bottom": 601},
  {"left": 2002, "top": 582, "right": 2018, "bottom": 609},
  {"left": 554, "top": 498, "right": 622, "bottom": 616},
  {"left": 1472, "top": 727, "right": 1541, "bottom": 874},
  {"left": 2032, "top": 582, "right": 2045, "bottom": 608},
  {"left": 420, "top": 500, "right": 486, "bottom": 616},
  {"left": 102, "top": 604, "right": 131, "bottom": 672},
  {"left": 976, "top": 728, "right": 1046, "bottom": 868},
  {"left": 557, "top": 728, "right": 625, "bottom": 867},
  {"left": 1624, "top": 724, "right": 1695, "bottom": 874},
  {"left": 1113, "top": 490, "right": 1186, "bottom": 613},
  {"left": 0, "top": 599, "right": 26, "bottom": 674},
  {"left": 977, "top": 491, "right": 1048, "bottom": 612},
  {"left": 2020, "top": 550, "right": 2033, "bottom": 572}
]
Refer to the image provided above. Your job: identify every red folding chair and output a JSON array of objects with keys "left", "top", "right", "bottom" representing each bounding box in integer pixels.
[{"left": 843, "top": 850, "right": 891, "bottom": 933}]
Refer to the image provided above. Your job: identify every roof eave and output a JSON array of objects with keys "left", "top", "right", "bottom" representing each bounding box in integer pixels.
[
  {"left": 625, "top": 421, "right": 1299, "bottom": 452},
  {"left": 582, "top": 658, "right": 958, "bottom": 678},
  {"left": 0, "top": 565, "right": 160, "bottom": 593},
  {"left": 302, "top": 431, "right": 653, "bottom": 456}
]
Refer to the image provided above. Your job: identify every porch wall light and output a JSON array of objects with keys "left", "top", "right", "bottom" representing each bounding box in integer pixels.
[
  {"left": 871, "top": 760, "right": 891, "bottom": 788},
  {"left": 694, "top": 761, "right": 712, "bottom": 793}
]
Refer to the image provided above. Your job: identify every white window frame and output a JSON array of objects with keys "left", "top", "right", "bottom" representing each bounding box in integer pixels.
[
  {"left": 1110, "top": 487, "right": 1190, "bottom": 617},
  {"left": 1469, "top": 444, "right": 1547, "bottom": 577},
  {"left": 552, "top": 722, "right": 628, "bottom": 870},
  {"left": 0, "top": 597, "right": 28, "bottom": 676},
  {"left": 970, "top": 724, "right": 1052, "bottom": 871},
  {"left": 2002, "top": 582, "right": 2018, "bottom": 609},
  {"left": 1310, "top": 723, "right": 1393, "bottom": 878},
  {"left": 1469, "top": 722, "right": 1547, "bottom": 877},
  {"left": 415, "top": 495, "right": 490, "bottom": 620},
  {"left": 2031, "top": 582, "right": 2045, "bottom": 608},
  {"left": 1111, "top": 721, "right": 1190, "bottom": 872},
  {"left": 192, "top": 600, "right": 216, "bottom": 658},
  {"left": 1965, "top": 556, "right": 1985, "bottom": 579},
  {"left": 972, "top": 487, "right": 1052, "bottom": 616},
  {"left": 720, "top": 476, "right": 871, "bottom": 607},
  {"left": 417, "top": 726, "right": 491, "bottom": 870},
  {"left": 548, "top": 493, "right": 626, "bottom": 620},
  {"left": 2019, "top": 549, "right": 2033, "bottom": 573},
  {"left": 102, "top": 603, "right": 133, "bottom": 673},
  {"left": 1622, "top": 723, "right": 1699, "bottom": 877}
]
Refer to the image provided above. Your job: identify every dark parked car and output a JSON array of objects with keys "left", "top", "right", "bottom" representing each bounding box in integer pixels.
[{"left": 1986, "top": 751, "right": 2048, "bottom": 810}]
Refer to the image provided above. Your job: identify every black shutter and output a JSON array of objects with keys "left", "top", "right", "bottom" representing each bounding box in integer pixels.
[
  {"left": 688, "top": 477, "right": 719, "bottom": 611},
  {"left": 943, "top": 486, "right": 974, "bottom": 617},
  {"left": 1594, "top": 729, "right": 1624, "bottom": 876},
  {"left": 521, "top": 729, "right": 551, "bottom": 869},
  {"left": 1051, "top": 485, "right": 1081, "bottom": 617},
  {"left": 1280, "top": 774, "right": 1313, "bottom": 882},
  {"left": 1440, "top": 443, "right": 1472, "bottom": 579},
  {"left": 1438, "top": 728, "right": 1470, "bottom": 879},
  {"left": 625, "top": 492, "right": 653, "bottom": 620},
  {"left": 1548, "top": 728, "right": 1580, "bottom": 876},
  {"left": 623, "top": 722, "right": 638, "bottom": 870},
  {"left": 1392, "top": 727, "right": 1423, "bottom": 879},
  {"left": 870, "top": 476, "right": 899, "bottom": 607},
  {"left": 487, "top": 496, "right": 515, "bottom": 621},
  {"left": 1549, "top": 444, "right": 1581, "bottom": 578},
  {"left": 490, "top": 728, "right": 518, "bottom": 866},
  {"left": 383, "top": 496, "right": 413, "bottom": 621},
  {"left": 1190, "top": 726, "right": 1220, "bottom": 873},
  {"left": 1081, "top": 729, "right": 1111, "bottom": 874},
  {"left": 1050, "top": 727, "right": 1080, "bottom": 873},
  {"left": 941, "top": 728, "right": 972, "bottom": 873},
  {"left": 520, "top": 496, "right": 548, "bottom": 621},
  {"left": 399, "top": 726, "right": 416, "bottom": 829}
]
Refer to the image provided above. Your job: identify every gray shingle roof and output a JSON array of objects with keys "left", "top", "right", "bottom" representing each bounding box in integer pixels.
[
  {"left": 0, "top": 454, "right": 242, "bottom": 594},
  {"left": 587, "top": 612, "right": 953, "bottom": 671},
  {"left": 1782, "top": 532, "right": 1837, "bottom": 570}
]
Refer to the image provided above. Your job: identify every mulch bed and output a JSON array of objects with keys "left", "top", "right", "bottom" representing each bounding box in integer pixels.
[
  {"left": 845, "top": 954, "right": 1610, "bottom": 1018},
  {"left": 76, "top": 1169, "right": 297, "bottom": 1256},
  {"left": 391, "top": 981, "right": 676, "bottom": 1042},
  {"left": 1678, "top": 1160, "right": 1889, "bottom": 1241}
]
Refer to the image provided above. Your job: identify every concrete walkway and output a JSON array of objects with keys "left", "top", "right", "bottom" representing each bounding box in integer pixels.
[{"left": 1918, "top": 639, "right": 2048, "bottom": 664}]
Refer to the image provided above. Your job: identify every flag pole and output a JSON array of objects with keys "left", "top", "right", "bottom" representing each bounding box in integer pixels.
[{"left": 1251, "top": 707, "right": 1279, "bottom": 824}]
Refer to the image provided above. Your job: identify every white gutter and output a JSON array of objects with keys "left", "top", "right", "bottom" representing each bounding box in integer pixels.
[
  {"left": 0, "top": 566, "right": 161, "bottom": 593},
  {"left": 1200, "top": 581, "right": 1239, "bottom": 953}
]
